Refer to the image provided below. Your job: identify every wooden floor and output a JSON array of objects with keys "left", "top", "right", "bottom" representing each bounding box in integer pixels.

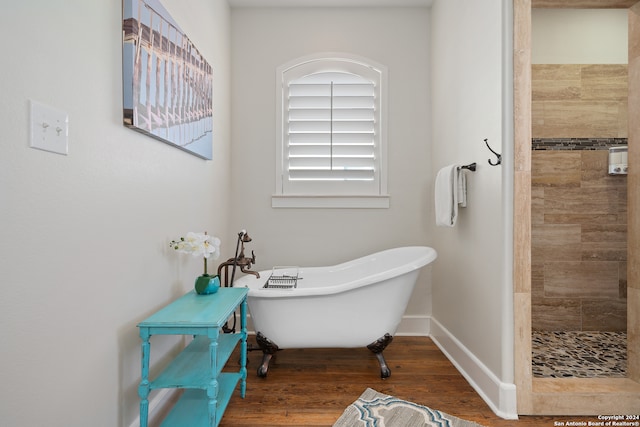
[{"left": 215, "top": 336, "right": 594, "bottom": 426}]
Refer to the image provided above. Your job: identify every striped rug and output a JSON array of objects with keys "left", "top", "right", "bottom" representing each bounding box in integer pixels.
[{"left": 333, "top": 388, "right": 486, "bottom": 427}]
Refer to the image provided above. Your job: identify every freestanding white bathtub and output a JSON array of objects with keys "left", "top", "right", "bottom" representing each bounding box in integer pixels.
[{"left": 233, "top": 246, "right": 437, "bottom": 378}]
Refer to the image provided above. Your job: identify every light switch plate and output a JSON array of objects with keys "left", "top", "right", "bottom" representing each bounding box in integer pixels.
[{"left": 30, "top": 100, "right": 69, "bottom": 155}]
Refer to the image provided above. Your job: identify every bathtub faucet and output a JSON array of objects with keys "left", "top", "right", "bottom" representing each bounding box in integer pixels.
[
  {"left": 217, "top": 229, "right": 260, "bottom": 286},
  {"left": 234, "top": 230, "right": 260, "bottom": 278}
]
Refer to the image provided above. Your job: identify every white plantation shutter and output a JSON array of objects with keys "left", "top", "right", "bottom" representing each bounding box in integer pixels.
[
  {"left": 274, "top": 55, "right": 388, "bottom": 207},
  {"left": 287, "top": 73, "right": 376, "bottom": 183}
]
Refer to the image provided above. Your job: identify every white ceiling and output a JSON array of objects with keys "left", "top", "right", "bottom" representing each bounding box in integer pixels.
[{"left": 228, "top": 0, "right": 433, "bottom": 8}]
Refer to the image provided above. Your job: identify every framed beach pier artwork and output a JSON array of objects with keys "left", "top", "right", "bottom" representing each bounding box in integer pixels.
[{"left": 122, "top": 0, "right": 213, "bottom": 160}]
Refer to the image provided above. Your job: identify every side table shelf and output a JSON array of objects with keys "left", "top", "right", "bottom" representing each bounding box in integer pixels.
[{"left": 137, "top": 288, "right": 248, "bottom": 427}]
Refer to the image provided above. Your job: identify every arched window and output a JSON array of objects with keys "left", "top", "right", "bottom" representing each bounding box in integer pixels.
[{"left": 273, "top": 54, "right": 389, "bottom": 208}]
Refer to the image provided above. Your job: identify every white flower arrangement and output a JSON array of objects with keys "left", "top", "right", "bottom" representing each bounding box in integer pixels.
[{"left": 170, "top": 232, "right": 221, "bottom": 276}]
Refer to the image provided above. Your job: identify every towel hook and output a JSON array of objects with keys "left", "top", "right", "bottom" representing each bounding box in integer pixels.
[{"left": 484, "top": 138, "right": 501, "bottom": 166}]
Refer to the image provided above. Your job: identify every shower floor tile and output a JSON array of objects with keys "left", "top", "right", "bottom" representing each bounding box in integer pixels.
[{"left": 532, "top": 331, "right": 627, "bottom": 378}]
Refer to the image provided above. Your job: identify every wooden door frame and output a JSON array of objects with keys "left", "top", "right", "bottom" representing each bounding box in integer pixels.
[{"left": 513, "top": 0, "right": 640, "bottom": 415}]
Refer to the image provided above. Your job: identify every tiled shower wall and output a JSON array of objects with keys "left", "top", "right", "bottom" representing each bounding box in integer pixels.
[
  {"left": 532, "top": 64, "right": 628, "bottom": 139},
  {"left": 530, "top": 64, "right": 628, "bottom": 332},
  {"left": 531, "top": 146, "right": 627, "bottom": 332}
]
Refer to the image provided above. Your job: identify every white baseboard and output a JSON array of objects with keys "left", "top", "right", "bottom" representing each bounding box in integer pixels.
[
  {"left": 429, "top": 318, "right": 518, "bottom": 420},
  {"left": 396, "top": 314, "right": 430, "bottom": 336}
]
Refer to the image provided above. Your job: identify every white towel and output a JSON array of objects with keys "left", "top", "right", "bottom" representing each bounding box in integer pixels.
[{"left": 435, "top": 164, "right": 466, "bottom": 227}]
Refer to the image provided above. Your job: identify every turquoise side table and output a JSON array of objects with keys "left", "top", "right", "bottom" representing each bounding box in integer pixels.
[{"left": 137, "top": 288, "right": 248, "bottom": 427}]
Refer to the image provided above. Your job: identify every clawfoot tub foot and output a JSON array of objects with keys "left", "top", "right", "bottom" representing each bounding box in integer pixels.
[
  {"left": 367, "top": 333, "right": 394, "bottom": 379},
  {"left": 257, "top": 353, "right": 273, "bottom": 378},
  {"left": 256, "top": 332, "right": 279, "bottom": 378}
]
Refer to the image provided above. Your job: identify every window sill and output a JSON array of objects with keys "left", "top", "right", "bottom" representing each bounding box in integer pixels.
[{"left": 271, "top": 195, "right": 390, "bottom": 209}]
